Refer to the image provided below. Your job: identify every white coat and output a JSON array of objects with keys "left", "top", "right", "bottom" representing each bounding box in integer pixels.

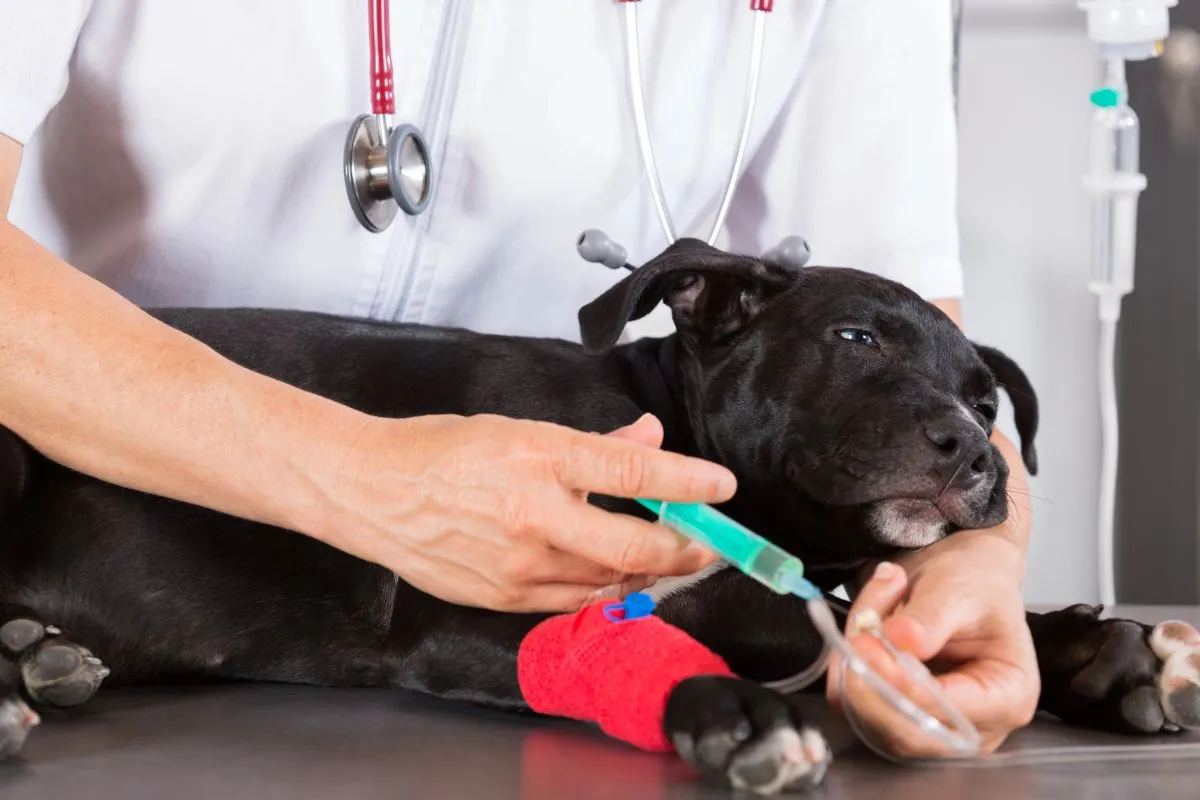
[{"left": 0, "top": 0, "right": 962, "bottom": 343}]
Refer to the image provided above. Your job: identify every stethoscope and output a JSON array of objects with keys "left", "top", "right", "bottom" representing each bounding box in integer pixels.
[
  {"left": 344, "top": 0, "right": 435, "bottom": 233},
  {"left": 343, "top": 0, "right": 828, "bottom": 276},
  {"left": 577, "top": 0, "right": 833, "bottom": 274}
]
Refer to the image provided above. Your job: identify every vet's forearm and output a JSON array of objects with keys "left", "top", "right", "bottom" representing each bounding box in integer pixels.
[
  {"left": 0, "top": 221, "right": 366, "bottom": 536},
  {"left": 987, "top": 428, "right": 1032, "bottom": 564},
  {"left": 929, "top": 298, "right": 1031, "bottom": 566}
]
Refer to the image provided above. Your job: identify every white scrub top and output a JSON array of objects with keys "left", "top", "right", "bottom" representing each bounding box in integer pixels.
[{"left": 0, "top": 0, "right": 963, "bottom": 343}]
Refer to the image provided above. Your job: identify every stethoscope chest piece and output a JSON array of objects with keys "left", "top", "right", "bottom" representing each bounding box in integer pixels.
[
  {"left": 344, "top": 114, "right": 433, "bottom": 233},
  {"left": 344, "top": 0, "right": 435, "bottom": 233}
]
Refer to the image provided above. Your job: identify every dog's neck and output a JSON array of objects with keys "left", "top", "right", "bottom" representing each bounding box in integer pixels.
[{"left": 607, "top": 335, "right": 700, "bottom": 459}]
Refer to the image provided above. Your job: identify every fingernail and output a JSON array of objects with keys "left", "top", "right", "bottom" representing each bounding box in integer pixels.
[
  {"left": 716, "top": 471, "right": 737, "bottom": 498},
  {"left": 873, "top": 561, "right": 898, "bottom": 582},
  {"left": 849, "top": 608, "right": 883, "bottom": 636}
]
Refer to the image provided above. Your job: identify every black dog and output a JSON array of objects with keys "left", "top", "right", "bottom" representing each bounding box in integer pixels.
[{"left": 1, "top": 239, "right": 1197, "bottom": 794}]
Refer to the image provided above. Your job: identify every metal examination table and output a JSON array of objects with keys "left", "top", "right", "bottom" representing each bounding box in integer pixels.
[{"left": 2, "top": 605, "right": 1198, "bottom": 799}]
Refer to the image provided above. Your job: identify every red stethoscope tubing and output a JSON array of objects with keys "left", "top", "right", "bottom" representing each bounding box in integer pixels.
[{"left": 370, "top": 0, "right": 395, "bottom": 117}]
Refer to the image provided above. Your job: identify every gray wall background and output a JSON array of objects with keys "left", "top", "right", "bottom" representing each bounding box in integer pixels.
[{"left": 957, "top": 0, "right": 1103, "bottom": 604}]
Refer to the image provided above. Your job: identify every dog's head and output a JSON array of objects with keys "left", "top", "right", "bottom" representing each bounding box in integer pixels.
[{"left": 578, "top": 238, "right": 1038, "bottom": 567}]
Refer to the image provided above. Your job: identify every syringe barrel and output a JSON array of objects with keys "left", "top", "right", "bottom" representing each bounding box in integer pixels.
[
  {"left": 638, "top": 499, "right": 808, "bottom": 594},
  {"left": 640, "top": 500, "right": 764, "bottom": 567}
]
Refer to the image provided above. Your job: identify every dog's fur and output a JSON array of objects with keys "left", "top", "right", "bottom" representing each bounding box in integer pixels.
[{"left": 0, "top": 239, "right": 1195, "bottom": 793}]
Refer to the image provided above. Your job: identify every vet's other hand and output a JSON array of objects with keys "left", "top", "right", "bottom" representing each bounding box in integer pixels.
[
  {"left": 826, "top": 533, "right": 1039, "bottom": 757},
  {"left": 312, "top": 412, "right": 731, "bottom": 612}
]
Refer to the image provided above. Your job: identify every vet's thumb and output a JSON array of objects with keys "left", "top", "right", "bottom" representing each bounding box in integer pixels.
[{"left": 604, "top": 413, "right": 664, "bottom": 449}]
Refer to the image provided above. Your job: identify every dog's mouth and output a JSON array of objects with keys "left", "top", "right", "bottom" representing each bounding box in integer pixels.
[
  {"left": 867, "top": 485, "right": 1005, "bottom": 549},
  {"left": 867, "top": 497, "right": 949, "bottom": 549}
]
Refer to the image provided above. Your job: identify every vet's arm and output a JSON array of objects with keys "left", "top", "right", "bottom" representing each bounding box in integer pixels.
[
  {"left": 0, "top": 136, "right": 731, "bottom": 612},
  {"left": 930, "top": 298, "right": 1031, "bottom": 568}
]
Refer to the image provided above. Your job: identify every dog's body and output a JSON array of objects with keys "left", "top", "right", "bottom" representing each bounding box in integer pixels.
[{"left": 1, "top": 239, "right": 1198, "bottom": 794}]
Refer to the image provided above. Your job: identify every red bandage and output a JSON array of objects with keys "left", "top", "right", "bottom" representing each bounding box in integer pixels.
[{"left": 517, "top": 599, "right": 736, "bottom": 752}]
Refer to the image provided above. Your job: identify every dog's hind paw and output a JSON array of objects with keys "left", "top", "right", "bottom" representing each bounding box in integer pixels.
[
  {"left": 1149, "top": 620, "right": 1200, "bottom": 730},
  {"left": 1031, "top": 605, "right": 1200, "bottom": 735},
  {"left": 664, "top": 676, "right": 830, "bottom": 796},
  {"left": 1, "top": 619, "right": 109, "bottom": 709}
]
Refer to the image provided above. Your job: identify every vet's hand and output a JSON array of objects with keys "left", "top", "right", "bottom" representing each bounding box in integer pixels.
[
  {"left": 313, "top": 412, "right": 732, "bottom": 612},
  {"left": 826, "top": 532, "right": 1039, "bottom": 757}
]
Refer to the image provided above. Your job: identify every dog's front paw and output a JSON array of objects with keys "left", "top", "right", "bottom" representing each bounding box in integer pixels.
[
  {"left": 1, "top": 618, "right": 110, "bottom": 709},
  {"left": 1031, "top": 605, "right": 1200, "bottom": 734},
  {"left": 664, "top": 676, "right": 830, "bottom": 796}
]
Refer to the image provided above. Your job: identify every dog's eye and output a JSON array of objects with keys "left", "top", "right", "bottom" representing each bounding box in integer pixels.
[
  {"left": 974, "top": 403, "right": 998, "bottom": 423},
  {"left": 835, "top": 328, "right": 878, "bottom": 347}
]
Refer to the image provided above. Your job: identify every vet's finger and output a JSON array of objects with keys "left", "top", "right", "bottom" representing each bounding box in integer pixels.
[
  {"left": 582, "top": 574, "right": 659, "bottom": 604},
  {"left": 933, "top": 660, "right": 1037, "bottom": 741},
  {"left": 604, "top": 413, "right": 665, "bottom": 448},
  {"left": 546, "top": 501, "right": 718, "bottom": 578},
  {"left": 521, "top": 579, "right": 656, "bottom": 614},
  {"left": 881, "top": 581, "right": 983, "bottom": 663},
  {"left": 553, "top": 427, "right": 737, "bottom": 504},
  {"left": 826, "top": 562, "right": 908, "bottom": 711},
  {"left": 526, "top": 547, "right": 641, "bottom": 588}
]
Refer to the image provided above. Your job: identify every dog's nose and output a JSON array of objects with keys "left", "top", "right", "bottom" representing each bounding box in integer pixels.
[{"left": 924, "top": 417, "right": 992, "bottom": 487}]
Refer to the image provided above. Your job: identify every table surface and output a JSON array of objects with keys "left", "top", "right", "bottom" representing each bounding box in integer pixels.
[{"left": 2, "top": 605, "right": 1199, "bottom": 800}]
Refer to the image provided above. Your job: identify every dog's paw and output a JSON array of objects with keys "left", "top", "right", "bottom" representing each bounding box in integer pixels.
[
  {"left": 1, "top": 618, "right": 110, "bottom": 709},
  {"left": 1149, "top": 620, "right": 1200, "bottom": 729},
  {"left": 0, "top": 655, "right": 39, "bottom": 760},
  {"left": 0, "top": 693, "right": 38, "bottom": 760},
  {"left": 664, "top": 676, "right": 830, "bottom": 796},
  {"left": 1032, "top": 605, "right": 1200, "bottom": 734}
]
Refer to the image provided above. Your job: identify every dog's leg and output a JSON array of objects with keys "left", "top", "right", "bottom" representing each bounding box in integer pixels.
[
  {"left": 0, "top": 606, "right": 111, "bottom": 711},
  {"left": 395, "top": 596, "right": 830, "bottom": 795},
  {"left": 1028, "top": 605, "right": 1200, "bottom": 734}
]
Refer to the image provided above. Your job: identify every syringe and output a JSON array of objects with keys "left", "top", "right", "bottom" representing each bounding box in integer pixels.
[{"left": 635, "top": 499, "right": 821, "bottom": 600}]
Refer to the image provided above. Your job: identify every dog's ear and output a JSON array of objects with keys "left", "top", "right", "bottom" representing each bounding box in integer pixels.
[
  {"left": 973, "top": 342, "right": 1040, "bottom": 476},
  {"left": 578, "top": 237, "right": 799, "bottom": 355}
]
